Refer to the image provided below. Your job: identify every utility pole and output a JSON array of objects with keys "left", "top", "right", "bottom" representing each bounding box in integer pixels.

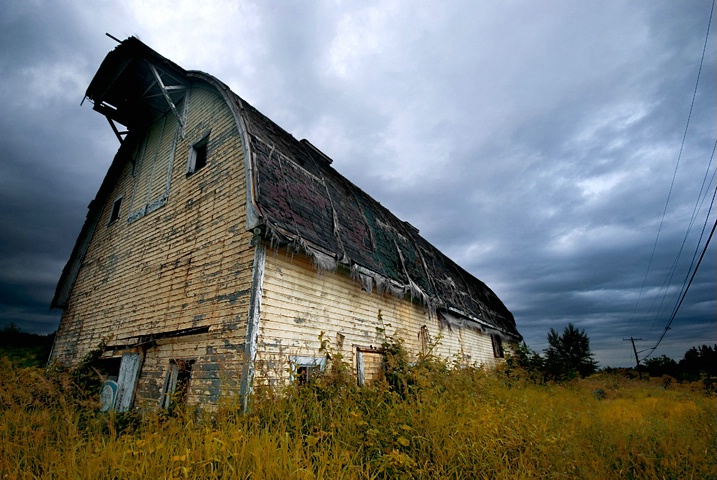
[{"left": 623, "top": 337, "right": 644, "bottom": 379}]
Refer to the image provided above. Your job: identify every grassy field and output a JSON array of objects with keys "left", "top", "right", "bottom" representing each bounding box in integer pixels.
[{"left": 0, "top": 354, "right": 714, "bottom": 479}]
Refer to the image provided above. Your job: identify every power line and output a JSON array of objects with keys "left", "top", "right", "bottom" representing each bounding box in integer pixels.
[
  {"left": 637, "top": 181, "right": 716, "bottom": 354},
  {"left": 648, "top": 142, "right": 717, "bottom": 329},
  {"left": 629, "top": 0, "right": 715, "bottom": 355},
  {"left": 641, "top": 217, "right": 717, "bottom": 360},
  {"left": 666, "top": 185, "right": 716, "bottom": 322},
  {"left": 631, "top": 0, "right": 715, "bottom": 323}
]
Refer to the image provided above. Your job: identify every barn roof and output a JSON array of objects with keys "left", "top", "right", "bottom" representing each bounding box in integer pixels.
[
  {"left": 54, "top": 37, "right": 521, "bottom": 341},
  {"left": 236, "top": 98, "right": 520, "bottom": 339}
]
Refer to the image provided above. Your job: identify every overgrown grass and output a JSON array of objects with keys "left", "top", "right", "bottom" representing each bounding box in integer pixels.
[{"left": 0, "top": 355, "right": 714, "bottom": 479}]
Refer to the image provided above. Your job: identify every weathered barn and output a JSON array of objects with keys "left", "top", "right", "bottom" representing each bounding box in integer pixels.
[{"left": 50, "top": 37, "right": 521, "bottom": 411}]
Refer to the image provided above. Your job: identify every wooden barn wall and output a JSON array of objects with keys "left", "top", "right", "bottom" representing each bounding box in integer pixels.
[
  {"left": 255, "top": 250, "right": 504, "bottom": 386},
  {"left": 135, "top": 331, "right": 245, "bottom": 407},
  {"left": 52, "top": 85, "right": 255, "bottom": 404}
]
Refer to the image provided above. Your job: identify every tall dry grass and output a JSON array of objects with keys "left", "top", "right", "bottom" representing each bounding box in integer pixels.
[{"left": 0, "top": 355, "right": 714, "bottom": 479}]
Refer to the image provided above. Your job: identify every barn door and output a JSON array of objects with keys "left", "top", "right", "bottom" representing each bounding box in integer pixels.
[
  {"left": 356, "top": 348, "right": 384, "bottom": 386},
  {"left": 114, "top": 352, "right": 143, "bottom": 412}
]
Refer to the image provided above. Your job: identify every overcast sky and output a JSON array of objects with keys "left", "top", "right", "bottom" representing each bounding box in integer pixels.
[{"left": 1, "top": 0, "right": 714, "bottom": 367}]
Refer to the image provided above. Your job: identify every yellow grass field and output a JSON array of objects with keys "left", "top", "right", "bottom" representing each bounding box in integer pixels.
[{"left": 0, "top": 355, "right": 714, "bottom": 479}]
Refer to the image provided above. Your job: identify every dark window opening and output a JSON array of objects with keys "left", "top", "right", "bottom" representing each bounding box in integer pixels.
[
  {"left": 96, "top": 357, "right": 122, "bottom": 382},
  {"left": 291, "top": 356, "right": 326, "bottom": 385},
  {"left": 296, "top": 365, "right": 320, "bottom": 385},
  {"left": 193, "top": 142, "right": 207, "bottom": 171},
  {"left": 109, "top": 197, "right": 122, "bottom": 224},
  {"left": 187, "top": 136, "right": 209, "bottom": 176},
  {"left": 161, "top": 359, "right": 194, "bottom": 409},
  {"left": 491, "top": 334, "right": 504, "bottom": 358}
]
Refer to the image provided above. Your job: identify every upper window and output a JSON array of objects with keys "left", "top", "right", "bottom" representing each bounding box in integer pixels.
[
  {"left": 187, "top": 135, "right": 209, "bottom": 176},
  {"left": 108, "top": 196, "right": 123, "bottom": 224}
]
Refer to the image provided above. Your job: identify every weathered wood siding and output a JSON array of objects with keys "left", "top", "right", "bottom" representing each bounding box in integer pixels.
[
  {"left": 256, "top": 250, "right": 505, "bottom": 386},
  {"left": 136, "top": 332, "right": 244, "bottom": 407},
  {"left": 52, "top": 84, "right": 254, "bottom": 405}
]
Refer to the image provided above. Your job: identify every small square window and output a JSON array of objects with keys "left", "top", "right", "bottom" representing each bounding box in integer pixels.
[
  {"left": 108, "top": 197, "right": 123, "bottom": 224},
  {"left": 296, "top": 365, "right": 320, "bottom": 385},
  {"left": 187, "top": 136, "right": 209, "bottom": 176},
  {"left": 290, "top": 356, "right": 326, "bottom": 385}
]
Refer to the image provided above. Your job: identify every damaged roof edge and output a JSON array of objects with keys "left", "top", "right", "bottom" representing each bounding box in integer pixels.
[
  {"left": 85, "top": 36, "right": 187, "bottom": 106},
  {"left": 259, "top": 222, "right": 522, "bottom": 342}
]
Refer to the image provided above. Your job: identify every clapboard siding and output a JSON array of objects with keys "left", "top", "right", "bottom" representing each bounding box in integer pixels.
[
  {"left": 256, "top": 250, "right": 505, "bottom": 386},
  {"left": 136, "top": 331, "right": 245, "bottom": 407},
  {"left": 52, "top": 84, "right": 255, "bottom": 403}
]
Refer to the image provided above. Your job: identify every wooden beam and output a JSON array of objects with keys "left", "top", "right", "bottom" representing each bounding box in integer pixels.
[
  {"left": 105, "top": 115, "right": 126, "bottom": 144},
  {"left": 148, "top": 62, "right": 185, "bottom": 130}
]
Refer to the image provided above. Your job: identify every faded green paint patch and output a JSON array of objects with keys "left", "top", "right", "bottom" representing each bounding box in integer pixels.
[
  {"left": 220, "top": 316, "right": 244, "bottom": 330},
  {"left": 222, "top": 339, "right": 244, "bottom": 350},
  {"left": 197, "top": 289, "right": 250, "bottom": 305},
  {"left": 216, "top": 289, "right": 250, "bottom": 304}
]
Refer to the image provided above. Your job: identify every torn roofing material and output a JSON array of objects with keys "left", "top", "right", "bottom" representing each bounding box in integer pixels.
[
  {"left": 235, "top": 82, "right": 520, "bottom": 340},
  {"left": 54, "top": 37, "right": 521, "bottom": 341}
]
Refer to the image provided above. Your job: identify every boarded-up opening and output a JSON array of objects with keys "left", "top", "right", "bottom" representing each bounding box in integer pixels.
[
  {"left": 127, "top": 111, "right": 180, "bottom": 222},
  {"left": 114, "top": 352, "right": 143, "bottom": 412},
  {"left": 356, "top": 347, "right": 384, "bottom": 386},
  {"left": 419, "top": 325, "right": 431, "bottom": 355}
]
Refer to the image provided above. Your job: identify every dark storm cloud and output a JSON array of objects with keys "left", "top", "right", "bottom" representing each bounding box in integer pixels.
[
  {"left": 0, "top": 1, "right": 713, "bottom": 366},
  {"left": 0, "top": 0, "right": 128, "bottom": 333}
]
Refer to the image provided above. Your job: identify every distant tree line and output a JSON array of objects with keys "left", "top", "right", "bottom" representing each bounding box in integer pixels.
[
  {"left": 642, "top": 344, "right": 717, "bottom": 381},
  {"left": 507, "top": 322, "right": 716, "bottom": 385}
]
